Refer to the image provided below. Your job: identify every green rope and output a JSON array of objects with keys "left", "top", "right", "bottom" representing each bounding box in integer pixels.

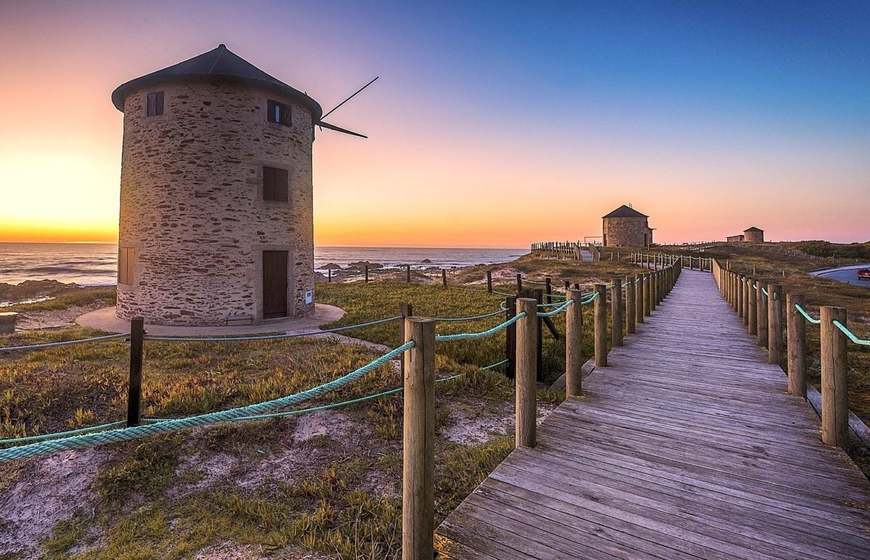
[
  {"left": 0, "top": 341, "right": 414, "bottom": 463},
  {"left": 794, "top": 304, "right": 821, "bottom": 325},
  {"left": 833, "top": 320, "right": 870, "bottom": 346},
  {"left": 538, "top": 300, "right": 573, "bottom": 318},
  {"left": 0, "top": 421, "right": 127, "bottom": 447},
  {"left": 431, "top": 309, "right": 504, "bottom": 322},
  {"left": 145, "top": 316, "right": 402, "bottom": 342},
  {"left": 435, "top": 312, "right": 527, "bottom": 342},
  {"left": 144, "top": 358, "right": 512, "bottom": 426},
  {"left": 0, "top": 333, "right": 127, "bottom": 353}
]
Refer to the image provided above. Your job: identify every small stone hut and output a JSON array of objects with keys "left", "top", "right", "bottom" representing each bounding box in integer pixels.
[
  {"left": 743, "top": 227, "right": 764, "bottom": 243},
  {"left": 602, "top": 205, "right": 653, "bottom": 247},
  {"left": 726, "top": 227, "right": 764, "bottom": 243},
  {"left": 111, "top": 44, "right": 321, "bottom": 325}
]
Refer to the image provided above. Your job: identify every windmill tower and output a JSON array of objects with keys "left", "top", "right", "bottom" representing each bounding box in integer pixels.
[{"left": 111, "top": 44, "right": 370, "bottom": 325}]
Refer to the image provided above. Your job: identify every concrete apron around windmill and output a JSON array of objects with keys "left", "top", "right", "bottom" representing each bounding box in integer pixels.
[{"left": 79, "top": 44, "right": 375, "bottom": 334}]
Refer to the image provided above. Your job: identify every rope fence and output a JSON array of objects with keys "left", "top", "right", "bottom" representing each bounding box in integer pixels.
[{"left": 711, "top": 258, "right": 869, "bottom": 449}]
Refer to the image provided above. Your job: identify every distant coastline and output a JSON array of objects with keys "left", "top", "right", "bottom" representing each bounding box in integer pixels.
[{"left": 0, "top": 242, "right": 528, "bottom": 286}]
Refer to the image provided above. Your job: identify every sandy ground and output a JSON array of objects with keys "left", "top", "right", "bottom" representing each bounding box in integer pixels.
[
  {"left": 15, "top": 302, "right": 107, "bottom": 330},
  {"left": 0, "top": 448, "right": 110, "bottom": 559}
]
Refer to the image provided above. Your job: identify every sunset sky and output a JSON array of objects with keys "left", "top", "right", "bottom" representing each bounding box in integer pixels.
[{"left": 1, "top": 0, "right": 868, "bottom": 246}]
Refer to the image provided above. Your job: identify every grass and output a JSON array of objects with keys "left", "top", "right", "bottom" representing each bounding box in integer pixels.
[
  {"left": 4, "top": 286, "right": 116, "bottom": 313},
  {"left": 0, "top": 254, "right": 642, "bottom": 559}
]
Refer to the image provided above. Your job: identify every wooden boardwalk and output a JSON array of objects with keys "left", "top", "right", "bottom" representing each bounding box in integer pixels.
[{"left": 436, "top": 270, "right": 870, "bottom": 559}]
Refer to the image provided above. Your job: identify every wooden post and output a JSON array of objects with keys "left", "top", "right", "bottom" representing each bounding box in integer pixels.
[
  {"left": 516, "top": 273, "right": 523, "bottom": 294},
  {"left": 441, "top": 269, "right": 447, "bottom": 288},
  {"left": 402, "top": 317, "right": 435, "bottom": 560},
  {"left": 399, "top": 303, "right": 413, "bottom": 377},
  {"left": 742, "top": 277, "right": 750, "bottom": 326},
  {"left": 486, "top": 270, "right": 493, "bottom": 293},
  {"left": 565, "top": 289, "right": 584, "bottom": 398},
  {"left": 768, "top": 284, "right": 783, "bottom": 365},
  {"left": 650, "top": 272, "right": 657, "bottom": 312},
  {"left": 747, "top": 278, "right": 757, "bottom": 335},
  {"left": 611, "top": 278, "right": 623, "bottom": 346},
  {"left": 504, "top": 296, "right": 517, "bottom": 379},
  {"left": 328, "top": 268, "right": 332, "bottom": 283},
  {"left": 365, "top": 265, "right": 369, "bottom": 283},
  {"left": 820, "top": 306, "right": 848, "bottom": 447},
  {"left": 643, "top": 273, "right": 652, "bottom": 317},
  {"left": 737, "top": 275, "right": 744, "bottom": 320},
  {"left": 127, "top": 317, "right": 144, "bottom": 428},
  {"left": 516, "top": 298, "right": 537, "bottom": 448},
  {"left": 534, "top": 288, "right": 544, "bottom": 380},
  {"left": 405, "top": 264, "right": 411, "bottom": 283},
  {"left": 594, "top": 284, "right": 608, "bottom": 367},
  {"left": 545, "top": 277, "right": 552, "bottom": 304},
  {"left": 757, "top": 281, "right": 768, "bottom": 347},
  {"left": 626, "top": 276, "right": 636, "bottom": 334},
  {"left": 636, "top": 274, "right": 644, "bottom": 324},
  {"left": 786, "top": 293, "right": 806, "bottom": 397}
]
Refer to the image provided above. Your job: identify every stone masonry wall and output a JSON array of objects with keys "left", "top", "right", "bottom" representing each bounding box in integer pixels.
[
  {"left": 116, "top": 81, "right": 314, "bottom": 325},
  {"left": 603, "top": 217, "right": 651, "bottom": 247}
]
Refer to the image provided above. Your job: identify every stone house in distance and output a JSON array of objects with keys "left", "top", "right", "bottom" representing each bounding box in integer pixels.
[
  {"left": 111, "top": 44, "right": 322, "bottom": 325},
  {"left": 602, "top": 205, "right": 654, "bottom": 247}
]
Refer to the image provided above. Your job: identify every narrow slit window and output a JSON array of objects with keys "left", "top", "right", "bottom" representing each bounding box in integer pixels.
[
  {"left": 146, "top": 92, "right": 164, "bottom": 116},
  {"left": 263, "top": 166, "right": 289, "bottom": 202},
  {"left": 267, "top": 100, "right": 291, "bottom": 126},
  {"left": 118, "top": 247, "right": 136, "bottom": 284}
]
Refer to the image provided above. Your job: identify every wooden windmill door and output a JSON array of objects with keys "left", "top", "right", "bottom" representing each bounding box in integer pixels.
[{"left": 262, "top": 250, "right": 288, "bottom": 318}]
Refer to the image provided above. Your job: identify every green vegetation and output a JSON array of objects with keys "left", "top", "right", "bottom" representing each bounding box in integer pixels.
[
  {"left": 1, "top": 254, "right": 641, "bottom": 559},
  {"left": 3, "top": 286, "right": 116, "bottom": 312}
]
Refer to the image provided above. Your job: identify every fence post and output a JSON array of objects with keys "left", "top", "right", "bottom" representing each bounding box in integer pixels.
[
  {"left": 504, "top": 296, "right": 516, "bottom": 379},
  {"left": 737, "top": 275, "right": 744, "bottom": 320},
  {"left": 743, "top": 276, "right": 750, "bottom": 326},
  {"left": 747, "top": 278, "right": 757, "bottom": 335},
  {"left": 626, "top": 276, "right": 636, "bottom": 334},
  {"left": 768, "top": 284, "right": 783, "bottom": 365},
  {"left": 820, "top": 306, "right": 848, "bottom": 447},
  {"left": 441, "top": 269, "right": 447, "bottom": 288},
  {"left": 643, "top": 273, "right": 652, "bottom": 317},
  {"left": 565, "top": 289, "right": 584, "bottom": 398},
  {"left": 636, "top": 274, "right": 644, "bottom": 324},
  {"left": 534, "top": 288, "right": 544, "bottom": 379},
  {"left": 516, "top": 273, "right": 523, "bottom": 294},
  {"left": 402, "top": 317, "right": 435, "bottom": 560},
  {"left": 786, "top": 293, "right": 806, "bottom": 397},
  {"left": 757, "top": 281, "right": 768, "bottom": 347},
  {"left": 127, "top": 317, "right": 144, "bottom": 428},
  {"left": 594, "top": 284, "right": 608, "bottom": 367},
  {"left": 650, "top": 272, "right": 657, "bottom": 312},
  {"left": 545, "top": 277, "right": 552, "bottom": 303},
  {"left": 328, "top": 268, "right": 332, "bottom": 283},
  {"left": 612, "top": 278, "right": 623, "bottom": 347},
  {"left": 399, "top": 303, "right": 413, "bottom": 377},
  {"left": 486, "top": 270, "right": 493, "bottom": 293},
  {"left": 516, "top": 298, "right": 537, "bottom": 448}
]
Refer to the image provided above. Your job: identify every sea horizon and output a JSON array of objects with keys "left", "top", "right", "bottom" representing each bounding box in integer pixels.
[{"left": 0, "top": 242, "right": 529, "bottom": 286}]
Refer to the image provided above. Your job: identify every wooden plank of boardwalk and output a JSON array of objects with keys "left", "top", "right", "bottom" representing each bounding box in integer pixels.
[{"left": 435, "top": 270, "right": 870, "bottom": 560}]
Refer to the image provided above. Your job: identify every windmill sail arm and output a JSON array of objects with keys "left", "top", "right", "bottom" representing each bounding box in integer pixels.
[{"left": 317, "top": 120, "right": 368, "bottom": 139}]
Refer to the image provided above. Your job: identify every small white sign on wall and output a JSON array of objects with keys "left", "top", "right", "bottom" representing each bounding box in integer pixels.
[{"left": 305, "top": 290, "right": 313, "bottom": 305}]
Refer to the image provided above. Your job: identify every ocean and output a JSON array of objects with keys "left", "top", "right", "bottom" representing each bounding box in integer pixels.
[{"left": 0, "top": 243, "right": 528, "bottom": 286}]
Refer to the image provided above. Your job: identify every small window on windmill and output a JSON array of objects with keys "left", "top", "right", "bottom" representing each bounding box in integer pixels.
[
  {"left": 118, "top": 247, "right": 136, "bottom": 285},
  {"left": 146, "top": 92, "right": 164, "bottom": 116},
  {"left": 267, "top": 100, "right": 291, "bottom": 126},
  {"left": 262, "top": 166, "right": 289, "bottom": 202}
]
